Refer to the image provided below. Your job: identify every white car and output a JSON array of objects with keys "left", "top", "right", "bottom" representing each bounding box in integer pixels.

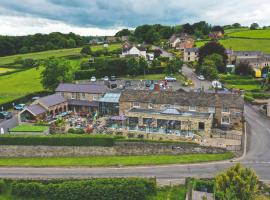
[
  {"left": 197, "top": 75, "right": 205, "bottom": 81},
  {"left": 165, "top": 76, "right": 176, "bottom": 82},
  {"left": 103, "top": 76, "right": 109, "bottom": 81},
  {"left": 90, "top": 76, "right": 96, "bottom": 82},
  {"left": 212, "top": 80, "right": 222, "bottom": 89}
]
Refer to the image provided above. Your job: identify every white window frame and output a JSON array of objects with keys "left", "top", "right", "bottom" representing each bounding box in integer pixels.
[
  {"left": 222, "top": 106, "right": 230, "bottom": 113},
  {"left": 189, "top": 106, "right": 196, "bottom": 112},
  {"left": 133, "top": 102, "right": 140, "bottom": 108},
  {"left": 71, "top": 93, "right": 75, "bottom": 99},
  {"left": 93, "top": 95, "right": 98, "bottom": 101},
  {"left": 148, "top": 103, "right": 153, "bottom": 109},
  {"left": 81, "top": 93, "right": 86, "bottom": 100},
  {"left": 221, "top": 116, "right": 230, "bottom": 125},
  {"left": 208, "top": 107, "right": 215, "bottom": 113}
]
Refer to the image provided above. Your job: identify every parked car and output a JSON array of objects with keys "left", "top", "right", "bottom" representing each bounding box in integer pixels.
[
  {"left": 14, "top": 104, "right": 25, "bottom": 111},
  {"left": 110, "top": 76, "right": 116, "bottom": 81},
  {"left": 145, "top": 80, "right": 151, "bottom": 87},
  {"left": 110, "top": 83, "right": 117, "bottom": 89},
  {"left": 0, "top": 111, "right": 12, "bottom": 119},
  {"left": 32, "top": 96, "right": 40, "bottom": 101},
  {"left": 212, "top": 80, "right": 222, "bottom": 89},
  {"left": 164, "top": 76, "right": 176, "bottom": 82},
  {"left": 103, "top": 76, "right": 109, "bottom": 81},
  {"left": 90, "top": 76, "right": 96, "bottom": 82},
  {"left": 197, "top": 75, "right": 205, "bottom": 81},
  {"left": 125, "top": 80, "right": 131, "bottom": 87}
]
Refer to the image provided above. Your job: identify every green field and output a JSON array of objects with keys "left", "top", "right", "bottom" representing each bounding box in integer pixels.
[
  {"left": 224, "top": 28, "right": 249, "bottom": 34},
  {"left": 228, "top": 29, "right": 270, "bottom": 39},
  {"left": 0, "top": 68, "right": 15, "bottom": 74},
  {"left": 10, "top": 125, "right": 48, "bottom": 132},
  {"left": 0, "top": 43, "right": 121, "bottom": 66},
  {"left": 0, "top": 153, "right": 233, "bottom": 167},
  {"left": 0, "top": 68, "right": 44, "bottom": 104},
  {"left": 147, "top": 185, "right": 186, "bottom": 200}
]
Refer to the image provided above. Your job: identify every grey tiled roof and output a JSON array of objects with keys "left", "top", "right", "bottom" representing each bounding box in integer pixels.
[
  {"left": 185, "top": 48, "right": 199, "bottom": 53},
  {"left": 56, "top": 83, "right": 107, "bottom": 94},
  {"left": 39, "top": 94, "right": 67, "bottom": 107},
  {"left": 227, "top": 50, "right": 263, "bottom": 56},
  {"left": 26, "top": 104, "right": 47, "bottom": 116},
  {"left": 68, "top": 99, "right": 99, "bottom": 107},
  {"left": 120, "top": 90, "right": 244, "bottom": 110}
]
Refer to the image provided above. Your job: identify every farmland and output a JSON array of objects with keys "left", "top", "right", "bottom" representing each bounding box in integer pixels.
[{"left": 228, "top": 29, "right": 270, "bottom": 39}]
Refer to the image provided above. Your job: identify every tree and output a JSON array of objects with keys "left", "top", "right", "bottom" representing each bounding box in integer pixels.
[
  {"left": 215, "top": 163, "right": 259, "bottom": 200},
  {"left": 67, "top": 38, "right": 76, "bottom": 48},
  {"left": 183, "top": 23, "right": 195, "bottom": 35},
  {"left": 127, "top": 57, "right": 139, "bottom": 76},
  {"left": 250, "top": 23, "right": 259, "bottom": 30},
  {"left": 115, "top": 29, "right": 132, "bottom": 37},
  {"left": 166, "top": 58, "right": 183, "bottom": 74},
  {"left": 198, "top": 42, "right": 228, "bottom": 67},
  {"left": 80, "top": 46, "right": 92, "bottom": 55},
  {"left": 200, "top": 59, "right": 218, "bottom": 80},
  {"left": 232, "top": 23, "right": 241, "bottom": 28},
  {"left": 204, "top": 53, "right": 225, "bottom": 73},
  {"left": 41, "top": 58, "right": 73, "bottom": 91},
  {"left": 235, "top": 62, "right": 253, "bottom": 75},
  {"left": 212, "top": 26, "right": 224, "bottom": 34},
  {"left": 138, "top": 57, "right": 148, "bottom": 75},
  {"left": 22, "top": 58, "right": 37, "bottom": 68},
  {"left": 153, "top": 49, "right": 162, "bottom": 58}
]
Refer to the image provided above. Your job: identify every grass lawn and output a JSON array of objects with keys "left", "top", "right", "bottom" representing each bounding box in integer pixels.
[
  {"left": 0, "top": 67, "right": 44, "bottom": 105},
  {"left": 228, "top": 29, "right": 270, "bottom": 39},
  {"left": 0, "top": 67, "right": 15, "bottom": 74},
  {"left": 0, "top": 43, "right": 121, "bottom": 66},
  {"left": 224, "top": 28, "right": 249, "bottom": 34},
  {"left": 147, "top": 185, "right": 186, "bottom": 200},
  {"left": 196, "top": 38, "right": 270, "bottom": 53},
  {"left": 0, "top": 153, "right": 234, "bottom": 167},
  {"left": 10, "top": 125, "right": 48, "bottom": 132}
]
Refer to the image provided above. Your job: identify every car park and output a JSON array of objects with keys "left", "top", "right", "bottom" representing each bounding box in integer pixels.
[
  {"left": 90, "top": 76, "right": 96, "bottom": 82},
  {"left": 0, "top": 111, "right": 12, "bottom": 120},
  {"left": 164, "top": 76, "right": 176, "bottom": 82},
  {"left": 197, "top": 75, "right": 205, "bottom": 81},
  {"left": 14, "top": 104, "right": 25, "bottom": 110},
  {"left": 103, "top": 76, "right": 109, "bottom": 81}
]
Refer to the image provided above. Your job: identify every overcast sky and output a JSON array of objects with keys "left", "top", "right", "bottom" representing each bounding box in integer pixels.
[{"left": 0, "top": 0, "right": 270, "bottom": 36}]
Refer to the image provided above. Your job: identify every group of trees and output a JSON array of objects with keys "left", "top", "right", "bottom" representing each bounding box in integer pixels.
[{"left": 0, "top": 32, "right": 87, "bottom": 57}]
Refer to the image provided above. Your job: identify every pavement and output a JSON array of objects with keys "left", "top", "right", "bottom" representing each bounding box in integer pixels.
[{"left": 0, "top": 113, "right": 18, "bottom": 133}]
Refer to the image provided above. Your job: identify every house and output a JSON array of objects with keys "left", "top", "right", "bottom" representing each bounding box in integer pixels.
[
  {"left": 226, "top": 50, "right": 263, "bottom": 65},
  {"left": 105, "top": 36, "right": 119, "bottom": 43},
  {"left": 55, "top": 83, "right": 108, "bottom": 115},
  {"left": 183, "top": 48, "right": 199, "bottom": 62},
  {"left": 236, "top": 57, "right": 270, "bottom": 69},
  {"left": 118, "top": 89, "right": 244, "bottom": 135},
  {"left": 121, "top": 44, "right": 147, "bottom": 58},
  {"left": 169, "top": 33, "right": 195, "bottom": 50},
  {"left": 121, "top": 35, "right": 129, "bottom": 42},
  {"left": 209, "top": 31, "right": 224, "bottom": 39},
  {"left": 19, "top": 94, "right": 68, "bottom": 122}
]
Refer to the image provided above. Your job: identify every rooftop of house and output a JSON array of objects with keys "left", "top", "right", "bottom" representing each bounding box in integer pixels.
[
  {"left": 237, "top": 56, "right": 270, "bottom": 63},
  {"left": 184, "top": 48, "right": 199, "bottom": 53},
  {"left": 38, "top": 93, "right": 67, "bottom": 108},
  {"left": 120, "top": 89, "right": 244, "bottom": 110},
  {"left": 24, "top": 104, "right": 47, "bottom": 116},
  {"left": 226, "top": 49, "right": 263, "bottom": 56},
  {"left": 169, "top": 33, "right": 194, "bottom": 43},
  {"left": 56, "top": 83, "right": 108, "bottom": 94},
  {"left": 123, "top": 45, "right": 146, "bottom": 52}
]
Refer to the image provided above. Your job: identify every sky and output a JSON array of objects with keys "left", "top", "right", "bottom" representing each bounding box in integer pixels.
[{"left": 0, "top": 0, "right": 270, "bottom": 36}]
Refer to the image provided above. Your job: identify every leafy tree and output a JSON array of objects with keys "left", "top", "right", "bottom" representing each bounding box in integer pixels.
[
  {"left": 19, "top": 46, "right": 29, "bottom": 54},
  {"left": 183, "top": 23, "right": 195, "bottom": 35},
  {"left": 138, "top": 57, "right": 149, "bottom": 75},
  {"left": 115, "top": 29, "right": 132, "bottom": 37},
  {"left": 235, "top": 62, "right": 253, "bottom": 75},
  {"left": 134, "top": 25, "right": 160, "bottom": 43},
  {"left": 166, "top": 58, "right": 183, "bottom": 74},
  {"left": 250, "top": 23, "right": 259, "bottom": 30},
  {"left": 198, "top": 42, "right": 228, "bottom": 67},
  {"left": 41, "top": 58, "right": 73, "bottom": 91},
  {"left": 22, "top": 58, "right": 37, "bottom": 68},
  {"left": 215, "top": 163, "right": 259, "bottom": 200},
  {"left": 127, "top": 57, "right": 139, "bottom": 76},
  {"left": 159, "top": 26, "right": 174, "bottom": 39},
  {"left": 66, "top": 38, "right": 76, "bottom": 48},
  {"left": 204, "top": 53, "right": 225, "bottom": 73},
  {"left": 212, "top": 26, "right": 225, "bottom": 34},
  {"left": 153, "top": 49, "right": 162, "bottom": 58},
  {"left": 232, "top": 23, "right": 241, "bottom": 28},
  {"left": 200, "top": 59, "right": 218, "bottom": 80},
  {"left": 80, "top": 46, "right": 92, "bottom": 55}
]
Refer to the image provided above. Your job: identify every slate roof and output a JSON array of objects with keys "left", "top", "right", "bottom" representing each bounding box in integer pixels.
[
  {"left": 56, "top": 83, "right": 107, "bottom": 94},
  {"left": 67, "top": 99, "right": 99, "bottom": 107},
  {"left": 227, "top": 50, "right": 263, "bottom": 57},
  {"left": 38, "top": 94, "right": 67, "bottom": 108},
  {"left": 185, "top": 48, "right": 199, "bottom": 53},
  {"left": 25, "top": 104, "right": 47, "bottom": 116},
  {"left": 120, "top": 90, "right": 244, "bottom": 110}
]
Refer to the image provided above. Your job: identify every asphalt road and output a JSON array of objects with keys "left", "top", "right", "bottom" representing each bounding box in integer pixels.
[{"left": 0, "top": 114, "right": 18, "bottom": 133}]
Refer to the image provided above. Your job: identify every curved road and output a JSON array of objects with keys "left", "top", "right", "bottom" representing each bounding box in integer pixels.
[{"left": 0, "top": 104, "right": 269, "bottom": 181}]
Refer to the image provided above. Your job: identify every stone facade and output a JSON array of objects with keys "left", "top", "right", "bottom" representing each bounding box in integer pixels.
[
  {"left": 0, "top": 142, "right": 227, "bottom": 158},
  {"left": 183, "top": 48, "right": 199, "bottom": 62},
  {"left": 58, "top": 91, "right": 103, "bottom": 102}
]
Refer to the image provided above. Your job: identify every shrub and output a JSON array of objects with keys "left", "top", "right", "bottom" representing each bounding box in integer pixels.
[
  {"left": 12, "top": 182, "right": 43, "bottom": 197},
  {"left": 74, "top": 69, "right": 96, "bottom": 80},
  {"left": 0, "top": 179, "right": 5, "bottom": 193},
  {"left": 244, "top": 94, "right": 255, "bottom": 102}
]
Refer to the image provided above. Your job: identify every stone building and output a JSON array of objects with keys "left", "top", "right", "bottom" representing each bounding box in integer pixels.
[
  {"left": 55, "top": 83, "right": 107, "bottom": 115},
  {"left": 119, "top": 90, "right": 244, "bottom": 135},
  {"left": 183, "top": 48, "right": 199, "bottom": 62},
  {"left": 169, "top": 33, "right": 195, "bottom": 50},
  {"left": 19, "top": 94, "right": 68, "bottom": 122}
]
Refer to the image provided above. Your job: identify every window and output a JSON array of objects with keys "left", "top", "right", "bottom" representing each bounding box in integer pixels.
[
  {"left": 81, "top": 93, "right": 86, "bottom": 100},
  {"left": 221, "top": 116, "right": 230, "bottom": 124},
  {"left": 198, "top": 122, "right": 205, "bottom": 130},
  {"left": 188, "top": 52, "right": 190, "bottom": 55},
  {"left": 71, "top": 93, "right": 75, "bottom": 99},
  {"left": 222, "top": 107, "right": 230, "bottom": 113},
  {"left": 133, "top": 102, "right": 140, "bottom": 108},
  {"left": 93, "top": 95, "right": 98, "bottom": 101},
  {"left": 148, "top": 103, "right": 153, "bottom": 109},
  {"left": 189, "top": 106, "right": 196, "bottom": 111},
  {"left": 208, "top": 107, "right": 215, "bottom": 113},
  {"left": 188, "top": 57, "right": 190, "bottom": 61}
]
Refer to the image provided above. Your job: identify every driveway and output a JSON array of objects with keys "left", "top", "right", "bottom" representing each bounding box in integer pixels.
[
  {"left": 152, "top": 45, "right": 174, "bottom": 59},
  {"left": 0, "top": 114, "right": 18, "bottom": 133}
]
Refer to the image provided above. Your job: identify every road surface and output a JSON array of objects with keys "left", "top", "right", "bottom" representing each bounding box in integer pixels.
[{"left": 0, "top": 114, "right": 18, "bottom": 133}]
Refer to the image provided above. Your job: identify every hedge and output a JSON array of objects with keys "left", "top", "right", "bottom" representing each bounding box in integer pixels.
[
  {"left": 11, "top": 178, "right": 156, "bottom": 200},
  {"left": 74, "top": 69, "right": 97, "bottom": 80},
  {"left": 0, "top": 135, "right": 116, "bottom": 147}
]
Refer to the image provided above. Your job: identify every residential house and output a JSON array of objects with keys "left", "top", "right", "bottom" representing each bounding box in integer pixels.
[
  {"left": 119, "top": 90, "right": 244, "bottom": 135},
  {"left": 55, "top": 83, "right": 108, "bottom": 115},
  {"left": 121, "top": 35, "right": 129, "bottom": 42},
  {"left": 209, "top": 31, "right": 224, "bottom": 39},
  {"left": 169, "top": 33, "right": 195, "bottom": 50},
  {"left": 19, "top": 94, "right": 68, "bottom": 122},
  {"left": 121, "top": 43, "right": 147, "bottom": 58},
  {"left": 105, "top": 36, "right": 119, "bottom": 43},
  {"left": 183, "top": 48, "right": 199, "bottom": 62},
  {"left": 226, "top": 50, "right": 263, "bottom": 65}
]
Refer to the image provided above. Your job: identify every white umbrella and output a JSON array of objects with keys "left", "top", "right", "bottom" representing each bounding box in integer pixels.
[{"left": 0, "top": 128, "right": 4, "bottom": 134}]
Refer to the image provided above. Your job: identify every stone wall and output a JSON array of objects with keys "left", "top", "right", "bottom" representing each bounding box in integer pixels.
[{"left": 0, "top": 142, "right": 226, "bottom": 158}]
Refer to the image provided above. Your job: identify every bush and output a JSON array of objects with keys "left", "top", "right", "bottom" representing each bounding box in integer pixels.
[
  {"left": 244, "top": 94, "right": 255, "bottom": 102},
  {"left": 11, "top": 178, "right": 156, "bottom": 200},
  {"left": 0, "top": 135, "right": 115, "bottom": 147},
  {"left": 0, "top": 179, "right": 5, "bottom": 193},
  {"left": 74, "top": 69, "right": 96, "bottom": 80}
]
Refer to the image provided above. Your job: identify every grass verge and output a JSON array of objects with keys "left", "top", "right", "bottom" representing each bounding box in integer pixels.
[
  {"left": 147, "top": 185, "right": 186, "bottom": 200},
  {"left": 0, "top": 153, "right": 234, "bottom": 167},
  {"left": 10, "top": 125, "right": 49, "bottom": 132}
]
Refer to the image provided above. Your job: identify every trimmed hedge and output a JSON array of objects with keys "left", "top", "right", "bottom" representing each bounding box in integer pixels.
[
  {"left": 74, "top": 69, "right": 96, "bottom": 80},
  {"left": 11, "top": 178, "right": 156, "bottom": 200},
  {"left": 0, "top": 135, "right": 116, "bottom": 147}
]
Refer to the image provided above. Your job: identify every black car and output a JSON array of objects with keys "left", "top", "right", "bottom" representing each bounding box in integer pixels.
[
  {"left": 110, "top": 76, "right": 116, "bottom": 81},
  {"left": 110, "top": 83, "right": 117, "bottom": 89},
  {"left": 0, "top": 111, "right": 12, "bottom": 120}
]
